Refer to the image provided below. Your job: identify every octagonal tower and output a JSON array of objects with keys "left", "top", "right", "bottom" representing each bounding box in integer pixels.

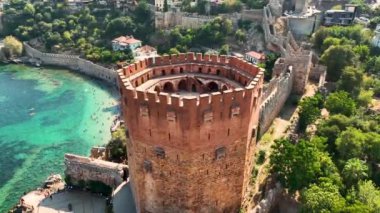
[{"left": 118, "top": 53, "right": 264, "bottom": 213}]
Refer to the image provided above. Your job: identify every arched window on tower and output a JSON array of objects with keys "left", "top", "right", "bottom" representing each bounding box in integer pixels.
[
  {"left": 207, "top": 81, "right": 219, "bottom": 92},
  {"left": 178, "top": 79, "right": 187, "bottom": 91},
  {"left": 163, "top": 82, "right": 174, "bottom": 93}
]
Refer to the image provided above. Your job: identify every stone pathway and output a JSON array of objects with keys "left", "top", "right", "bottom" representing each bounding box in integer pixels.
[{"left": 112, "top": 181, "right": 136, "bottom": 213}]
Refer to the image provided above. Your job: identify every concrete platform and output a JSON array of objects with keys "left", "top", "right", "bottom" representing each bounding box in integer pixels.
[{"left": 36, "top": 191, "right": 106, "bottom": 213}]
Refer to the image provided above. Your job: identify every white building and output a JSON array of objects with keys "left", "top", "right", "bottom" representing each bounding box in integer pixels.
[
  {"left": 112, "top": 35, "right": 142, "bottom": 52},
  {"left": 245, "top": 51, "right": 266, "bottom": 64},
  {"left": 155, "top": 0, "right": 184, "bottom": 11},
  {"left": 66, "top": 0, "right": 93, "bottom": 10},
  {"left": 134, "top": 45, "right": 158, "bottom": 60}
]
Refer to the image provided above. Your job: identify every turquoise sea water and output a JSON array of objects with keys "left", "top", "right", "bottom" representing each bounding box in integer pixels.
[{"left": 0, "top": 64, "right": 119, "bottom": 211}]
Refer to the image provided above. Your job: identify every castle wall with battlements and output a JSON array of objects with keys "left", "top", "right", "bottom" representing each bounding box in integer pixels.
[
  {"left": 24, "top": 43, "right": 118, "bottom": 85},
  {"left": 259, "top": 65, "right": 294, "bottom": 136},
  {"left": 118, "top": 53, "right": 264, "bottom": 212}
]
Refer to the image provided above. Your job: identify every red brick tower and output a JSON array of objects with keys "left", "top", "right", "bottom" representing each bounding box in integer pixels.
[{"left": 118, "top": 53, "right": 264, "bottom": 212}]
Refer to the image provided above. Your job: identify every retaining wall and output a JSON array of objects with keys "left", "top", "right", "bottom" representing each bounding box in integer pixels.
[
  {"left": 23, "top": 43, "right": 118, "bottom": 85},
  {"left": 64, "top": 154, "right": 128, "bottom": 188}
]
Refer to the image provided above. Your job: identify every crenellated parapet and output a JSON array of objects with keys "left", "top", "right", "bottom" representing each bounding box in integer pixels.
[{"left": 118, "top": 53, "right": 264, "bottom": 151}]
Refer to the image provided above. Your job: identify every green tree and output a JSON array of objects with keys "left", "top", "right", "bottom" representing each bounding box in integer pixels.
[
  {"left": 357, "top": 89, "right": 374, "bottom": 107},
  {"left": 353, "top": 45, "right": 369, "bottom": 62},
  {"left": 298, "top": 94, "right": 323, "bottom": 131},
  {"left": 168, "top": 47, "right": 180, "bottom": 55},
  {"left": 106, "top": 138, "right": 126, "bottom": 162},
  {"left": 366, "top": 56, "right": 380, "bottom": 74},
  {"left": 23, "top": 3, "right": 35, "bottom": 17},
  {"left": 349, "top": 0, "right": 371, "bottom": 14},
  {"left": 316, "top": 114, "right": 353, "bottom": 153},
  {"left": 105, "top": 16, "right": 135, "bottom": 38},
  {"left": 44, "top": 32, "right": 62, "bottom": 50},
  {"left": 325, "top": 91, "right": 356, "bottom": 116},
  {"left": 78, "top": 8, "right": 96, "bottom": 26},
  {"left": 195, "top": 17, "right": 232, "bottom": 46},
  {"left": 335, "top": 127, "right": 366, "bottom": 160},
  {"left": 219, "top": 44, "right": 229, "bottom": 55},
  {"left": 3, "top": 35, "right": 23, "bottom": 57},
  {"left": 38, "top": 21, "right": 52, "bottom": 32},
  {"left": 301, "top": 182, "right": 346, "bottom": 213},
  {"left": 321, "top": 45, "right": 357, "bottom": 81},
  {"left": 331, "top": 5, "right": 343, "bottom": 9},
  {"left": 342, "top": 158, "right": 368, "bottom": 187},
  {"left": 312, "top": 25, "right": 368, "bottom": 52},
  {"left": 245, "top": 0, "right": 266, "bottom": 9},
  {"left": 106, "top": 126, "right": 128, "bottom": 162},
  {"left": 235, "top": 29, "right": 246, "bottom": 44},
  {"left": 318, "top": 152, "right": 343, "bottom": 187},
  {"left": 356, "top": 180, "right": 380, "bottom": 212},
  {"left": 337, "top": 66, "right": 364, "bottom": 96},
  {"left": 263, "top": 52, "right": 280, "bottom": 81},
  {"left": 100, "top": 50, "right": 112, "bottom": 62},
  {"left": 365, "top": 132, "right": 380, "bottom": 162},
  {"left": 52, "top": 19, "right": 67, "bottom": 33},
  {"left": 270, "top": 139, "right": 322, "bottom": 193},
  {"left": 134, "top": 1, "right": 152, "bottom": 22},
  {"left": 321, "top": 37, "right": 341, "bottom": 53},
  {"left": 63, "top": 31, "right": 72, "bottom": 43}
]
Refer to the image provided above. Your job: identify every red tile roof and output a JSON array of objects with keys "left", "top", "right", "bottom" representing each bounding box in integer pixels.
[
  {"left": 113, "top": 36, "right": 141, "bottom": 45},
  {"left": 246, "top": 51, "right": 266, "bottom": 60},
  {"left": 136, "top": 45, "right": 157, "bottom": 53}
]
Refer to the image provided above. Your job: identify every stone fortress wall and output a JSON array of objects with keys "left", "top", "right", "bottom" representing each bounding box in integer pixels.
[
  {"left": 262, "top": 3, "right": 300, "bottom": 57},
  {"left": 64, "top": 154, "right": 128, "bottom": 188},
  {"left": 257, "top": 0, "right": 327, "bottom": 136},
  {"left": 23, "top": 43, "right": 118, "bottom": 85},
  {"left": 259, "top": 63, "right": 294, "bottom": 136},
  {"left": 118, "top": 53, "right": 264, "bottom": 212},
  {"left": 155, "top": 9, "right": 263, "bottom": 29}
]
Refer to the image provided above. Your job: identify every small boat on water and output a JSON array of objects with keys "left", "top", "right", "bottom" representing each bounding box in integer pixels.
[
  {"left": 11, "top": 58, "right": 22, "bottom": 64},
  {"left": 29, "top": 108, "right": 36, "bottom": 116}
]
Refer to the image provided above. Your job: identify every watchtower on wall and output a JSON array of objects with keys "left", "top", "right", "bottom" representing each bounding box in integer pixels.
[{"left": 117, "top": 53, "right": 264, "bottom": 212}]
